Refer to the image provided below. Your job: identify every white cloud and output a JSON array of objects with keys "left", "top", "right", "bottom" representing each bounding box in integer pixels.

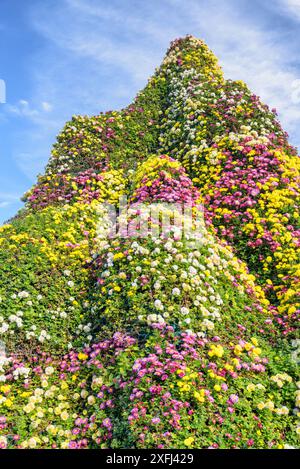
[
  {"left": 6, "top": 99, "right": 53, "bottom": 119},
  {"left": 0, "top": 193, "right": 20, "bottom": 210},
  {"left": 41, "top": 101, "right": 53, "bottom": 112},
  {"left": 30, "top": 0, "right": 172, "bottom": 85},
  {"left": 7, "top": 100, "right": 37, "bottom": 117},
  {"left": 280, "top": 0, "right": 300, "bottom": 19}
]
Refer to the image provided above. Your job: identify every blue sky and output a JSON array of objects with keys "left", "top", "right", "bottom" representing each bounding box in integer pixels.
[{"left": 1, "top": 0, "right": 300, "bottom": 223}]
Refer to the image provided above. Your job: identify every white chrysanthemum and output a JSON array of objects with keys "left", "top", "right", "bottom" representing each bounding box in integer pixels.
[
  {"left": 18, "top": 291, "right": 29, "bottom": 299},
  {"left": 154, "top": 299, "right": 164, "bottom": 311},
  {"left": 45, "top": 366, "right": 55, "bottom": 376}
]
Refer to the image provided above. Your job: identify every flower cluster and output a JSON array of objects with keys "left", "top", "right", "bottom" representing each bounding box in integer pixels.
[
  {"left": 131, "top": 154, "right": 201, "bottom": 206},
  {"left": 90, "top": 155, "right": 272, "bottom": 338},
  {"left": 24, "top": 169, "right": 126, "bottom": 210},
  {"left": 0, "top": 202, "right": 100, "bottom": 352}
]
